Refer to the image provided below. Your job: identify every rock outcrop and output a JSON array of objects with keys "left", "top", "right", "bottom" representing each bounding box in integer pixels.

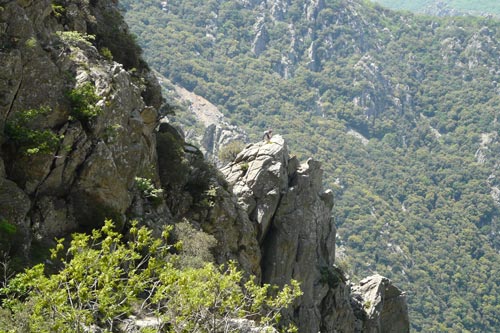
[
  {"left": 222, "top": 135, "right": 409, "bottom": 332},
  {"left": 164, "top": 82, "right": 248, "bottom": 164},
  {"left": 0, "top": 1, "right": 409, "bottom": 332},
  {"left": 352, "top": 275, "right": 410, "bottom": 333},
  {"left": 0, "top": 0, "right": 259, "bottom": 278},
  {"left": 0, "top": 0, "right": 164, "bottom": 253}
]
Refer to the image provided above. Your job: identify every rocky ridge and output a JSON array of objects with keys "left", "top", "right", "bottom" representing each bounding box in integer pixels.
[
  {"left": 172, "top": 83, "right": 248, "bottom": 163},
  {"left": 0, "top": 0, "right": 409, "bottom": 331},
  {"left": 0, "top": 0, "right": 164, "bottom": 249},
  {"left": 222, "top": 135, "right": 409, "bottom": 332}
]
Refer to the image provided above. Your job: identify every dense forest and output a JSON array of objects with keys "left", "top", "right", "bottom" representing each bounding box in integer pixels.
[
  {"left": 372, "top": 0, "right": 500, "bottom": 16},
  {"left": 120, "top": 0, "right": 500, "bottom": 331}
]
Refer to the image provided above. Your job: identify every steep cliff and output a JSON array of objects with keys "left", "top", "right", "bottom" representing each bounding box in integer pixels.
[
  {"left": 0, "top": 1, "right": 409, "bottom": 331},
  {"left": 222, "top": 135, "right": 409, "bottom": 332},
  {"left": 0, "top": 0, "right": 261, "bottom": 277},
  {"left": 0, "top": 0, "right": 165, "bottom": 255},
  {"left": 121, "top": 0, "right": 500, "bottom": 330}
]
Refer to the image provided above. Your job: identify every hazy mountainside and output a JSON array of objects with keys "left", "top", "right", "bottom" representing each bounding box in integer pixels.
[
  {"left": 371, "top": 0, "right": 500, "bottom": 16},
  {"left": 121, "top": 0, "right": 500, "bottom": 331}
]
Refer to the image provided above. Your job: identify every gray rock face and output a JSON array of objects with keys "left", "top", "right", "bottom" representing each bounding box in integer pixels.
[
  {"left": 0, "top": 0, "right": 164, "bottom": 250},
  {"left": 221, "top": 135, "right": 289, "bottom": 242},
  {"left": 222, "top": 135, "right": 409, "bottom": 332},
  {"left": 222, "top": 135, "right": 336, "bottom": 332},
  {"left": 167, "top": 83, "right": 248, "bottom": 164},
  {"left": 351, "top": 275, "right": 410, "bottom": 333},
  {"left": 252, "top": 17, "right": 269, "bottom": 56}
]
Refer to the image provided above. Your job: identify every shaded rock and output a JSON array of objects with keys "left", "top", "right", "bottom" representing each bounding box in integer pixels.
[
  {"left": 261, "top": 158, "right": 336, "bottom": 332},
  {"left": 351, "top": 274, "right": 410, "bottom": 333},
  {"left": 222, "top": 135, "right": 337, "bottom": 332},
  {"left": 0, "top": 0, "right": 163, "bottom": 248},
  {"left": 252, "top": 17, "right": 269, "bottom": 56},
  {"left": 221, "top": 135, "right": 409, "bottom": 332},
  {"left": 221, "top": 135, "right": 288, "bottom": 242},
  {"left": 156, "top": 123, "right": 260, "bottom": 277}
]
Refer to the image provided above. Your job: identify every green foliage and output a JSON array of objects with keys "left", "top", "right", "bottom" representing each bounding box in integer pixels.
[
  {"left": 156, "top": 130, "right": 190, "bottom": 190},
  {"left": 51, "top": 3, "right": 65, "bottom": 18},
  {"left": 24, "top": 37, "right": 36, "bottom": 48},
  {"left": 56, "top": 30, "right": 95, "bottom": 47},
  {"left": 0, "top": 220, "right": 301, "bottom": 332},
  {"left": 99, "top": 47, "right": 113, "bottom": 61},
  {"left": 372, "top": 0, "right": 500, "bottom": 15},
  {"left": 5, "top": 107, "right": 61, "bottom": 155},
  {"left": 135, "top": 176, "right": 164, "bottom": 203},
  {"left": 240, "top": 162, "right": 249, "bottom": 173},
  {"left": 120, "top": 0, "right": 500, "bottom": 331},
  {"left": 172, "top": 219, "right": 217, "bottom": 268},
  {"left": 319, "top": 266, "right": 342, "bottom": 289},
  {"left": 218, "top": 140, "right": 245, "bottom": 163},
  {"left": 198, "top": 184, "right": 218, "bottom": 208},
  {"left": 67, "top": 82, "right": 102, "bottom": 121},
  {"left": 0, "top": 220, "right": 16, "bottom": 237},
  {"left": 0, "top": 220, "right": 17, "bottom": 255}
]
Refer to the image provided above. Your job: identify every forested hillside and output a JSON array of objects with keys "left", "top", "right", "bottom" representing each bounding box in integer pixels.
[
  {"left": 372, "top": 0, "right": 500, "bottom": 16},
  {"left": 120, "top": 0, "right": 500, "bottom": 331}
]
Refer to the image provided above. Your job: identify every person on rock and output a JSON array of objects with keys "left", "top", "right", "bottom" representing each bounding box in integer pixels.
[{"left": 262, "top": 128, "right": 273, "bottom": 142}]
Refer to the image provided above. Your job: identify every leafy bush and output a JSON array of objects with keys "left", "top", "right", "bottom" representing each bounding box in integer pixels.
[
  {"left": 218, "top": 140, "right": 245, "bottom": 164},
  {"left": 99, "top": 47, "right": 113, "bottom": 61},
  {"left": 135, "top": 176, "right": 164, "bottom": 203},
  {"left": 4, "top": 107, "right": 61, "bottom": 155},
  {"left": 56, "top": 30, "right": 95, "bottom": 47},
  {"left": 24, "top": 37, "right": 36, "bottom": 48},
  {"left": 172, "top": 219, "right": 217, "bottom": 268},
  {"left": 67, "top": 82, "right": 102, "bottom": 121},
  {"left": 0, "top": 220, "right": 301, "bottom": 332},
  {"left": 51, "top": 4, "right": 65, "bottom": 18}
]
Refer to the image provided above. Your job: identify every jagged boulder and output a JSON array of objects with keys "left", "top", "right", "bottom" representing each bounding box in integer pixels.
[
  {"left": 222, "top": 135, "right": 336, "bottom": 332},
  {"left": 221, "top": 135, "right": 409, "bottom": 332},
  {"left": 252, "top": 17, "right": 269, "bottom": 56},
  {"left": 221, "top": 135, "right": 289, "bottom": 242},
  {"left": 351, "top": 275, "right": 410, "bottom": 333}
]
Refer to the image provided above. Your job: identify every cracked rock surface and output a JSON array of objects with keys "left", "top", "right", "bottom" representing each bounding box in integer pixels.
[
  {"left": 0, "top": 0, "right": 163, "bottom": 248},
  {"left": 222, "top": 135, "right": 409, "bottom": 332}
]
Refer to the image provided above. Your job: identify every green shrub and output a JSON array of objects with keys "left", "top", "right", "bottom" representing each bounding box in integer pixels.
[
  {"left": 240, "top": 161, "right": 250, "bottom": 173},
  {"left": 0, "top": 219, "right": 17, "bottom": 254},
  {"left": 172, "top": 219, "right": 217, "bottom": 268},
  {"left": 24, "top": 37, "right": 37, "bottom": 48},
  {"left": 67, "top": 82, "right": 102, "bottom": 121},
  {"left": 135, "top": 177, "right": 164, "bottom": 204},
  {"left": 319, "top": 265, "right": 347, "bottom": 289},
  {"left": 99, "top": 47, "right": 113, "bottom": 61},
  {"left": 56, "top": 31, "right": 95, "bottom": 47},
  {"left": 4, "top": 107, "right": 61, "bottom": 155},
  {"left": 0, "top": 220, "right": 301, "bottom": 332},
  {"left": 51, "top": 3, "right": 65, "bottom": 18},
  {"left": 218, "top": 140, "right": 245, "bottom": 163}
]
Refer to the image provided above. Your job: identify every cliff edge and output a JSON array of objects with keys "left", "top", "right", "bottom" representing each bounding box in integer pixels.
[
  {"left": 222, "top": 135, "right": 409, "bottom": 332},
  {"left": 0, "top": 1, "right": 409, "bottom": 331}
]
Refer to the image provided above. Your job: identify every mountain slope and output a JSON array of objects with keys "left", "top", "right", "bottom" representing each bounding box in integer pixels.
[
  {"left": 372, "top": 0, "right": 500, "bottom": 16},
  {"left": 120, "top": 0, "right": 500, "bottom": 331}
]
